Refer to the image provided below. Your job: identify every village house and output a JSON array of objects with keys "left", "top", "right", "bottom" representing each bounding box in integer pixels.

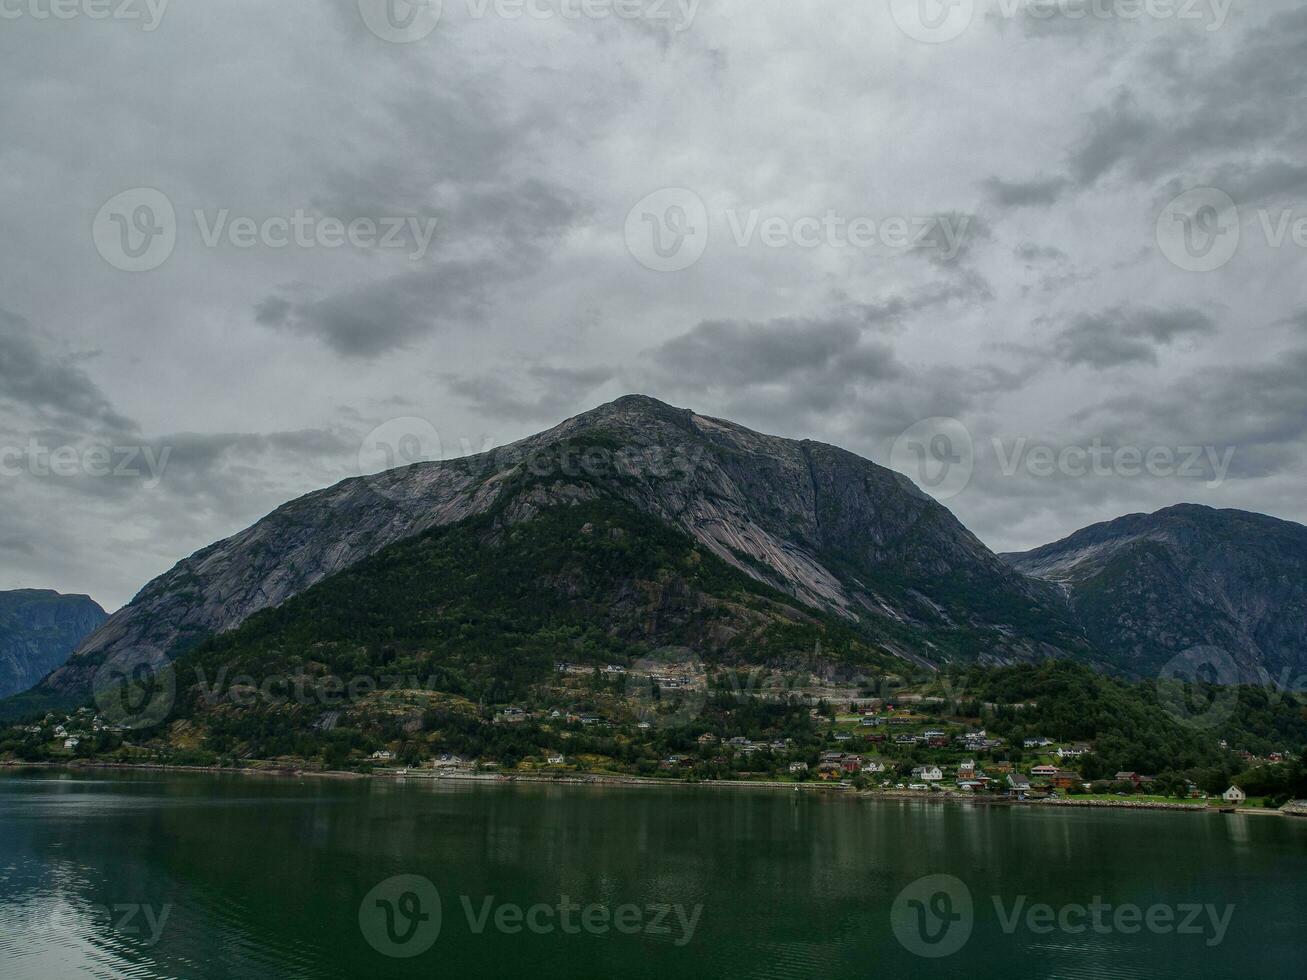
[
  {"left": 1007, "top": 773, "right": 1032, "bottom": 797},
  {"left": 1024, "top": 737, "right": 1052, "bottom": 749},
  {"left": 1056, "top": 744, "right": 1091, "bottom": 760},
  {"left": 911, "top": 766, "right": 944, "bottom": 783},
  {"left": 1050, "top": 770, "right": 1083, "bottom": 790},
  {"left": 547, "top": 754, "right": 565, "bottom": 765},
  {"left": 840, "top": 755, "right": 863, "bottom": 774},
  {"left": 698, "top": 733, "right": 718, "bottom": 745},
  {"left": 1114, "top": 772, "right": 1143, "bottom": 787},
  {"left": 370, "top": 750, "right": 395, "bottom": 762},
  {"left": 789, "top": 761, "right": 809, "bottom": 774},
  {"left": 1223, "top": 785, "right": 1247, "bottom": 804},
  {"left": 494, "top": 707, "right": 527, "bottom": 724},
  {"left": 862, "top": 760, "right": 886, "bottom": 774},
  {"left": 1030, "top": 764, "right": 1060, "bottom": 778}
]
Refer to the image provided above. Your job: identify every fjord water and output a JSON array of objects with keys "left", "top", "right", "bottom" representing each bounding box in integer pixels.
[{"left": 1, "top": 772, "right": 1303, "bottom": 979}]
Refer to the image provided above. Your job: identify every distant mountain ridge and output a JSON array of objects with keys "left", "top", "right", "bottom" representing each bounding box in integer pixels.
[
  {"left": 17, "top": 398, "right": 1307, "bottom": 719},
  {"left": 0, "top": 590, "right": 107, "bottom": 699},
  {"left": 1004, "top": 504, "right": 1307, "bottom": 681},
  {"left": 31, "top": 395, "right": 1092, "bottom": 707}
]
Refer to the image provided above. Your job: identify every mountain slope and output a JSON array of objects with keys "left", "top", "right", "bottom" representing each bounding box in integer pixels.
[
  {"left": 173, "top": 494, "right": 901, "bottom": 721},
  {"left": 1004, "top": 504, "right": 1307, "bottom": 681},
  {"left": 0, "top": 591, "right": 107, "bottom": 699},
  {"left": 31, "top": 395, "right": 1093, "bottom": 707}
]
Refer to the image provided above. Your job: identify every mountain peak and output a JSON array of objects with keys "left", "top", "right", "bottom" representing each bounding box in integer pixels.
[
  {"left": 25, "top": 400, "right": 1089, "bottom": 708},
  {"left": 1007, "top": 504, "right": 1307, "bottom": 678}
]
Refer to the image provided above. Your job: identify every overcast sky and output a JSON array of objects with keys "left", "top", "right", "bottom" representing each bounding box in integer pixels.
[{"left": 2, "top": 0, "right": 1306, "bottom": 611}]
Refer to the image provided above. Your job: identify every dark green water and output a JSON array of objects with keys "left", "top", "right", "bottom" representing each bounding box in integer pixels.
[{"left": 1, "top": 771, "right": 1304, "bottom": 979}]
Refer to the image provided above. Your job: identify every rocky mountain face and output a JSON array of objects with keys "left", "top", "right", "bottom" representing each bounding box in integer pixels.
[
  {"left": 32, "top": 395, "right": 1091, "bottom": 705},
  {"left": 1004, "top": 504, "right": 1307, "bottom": 682},
  {"left": 0, "top": 591, "right": 107, "bottom": 699}
]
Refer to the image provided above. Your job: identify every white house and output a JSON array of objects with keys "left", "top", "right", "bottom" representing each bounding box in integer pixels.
[
  {"left": 789, "top": 761, "right": 809, "bottom": 773},
  {"left": 912, "top": 765, "right": 944, "bottom": 782},
  {"left": 369, "top": 750, "right": 395, "bottom": 761},
  {"left": 547, "top": 754, "right": 565, "bottom": 765},
  {"left": 1223, "top": 785, "right": 1247, "bottom": 804},
  {"left": 63, "top": 737, "right": 80, "bottom": 750}
]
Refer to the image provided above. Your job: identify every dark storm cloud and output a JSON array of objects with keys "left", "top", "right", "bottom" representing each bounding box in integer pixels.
[
  {"left": 646, "top": 317, "right": 902, "bottom": 389},
  {"left": 1051, "top": 306, "right": 1217, "bottom": 369},
  {"left": 982, "top": 177, "right": 1071, "bottom": 208},
  {"left": 256, "top": 261, "right": 498, "bottom": 358},
  {"left": 0, "top": 309, "right": 136, "bottom": 434},
  {"left": 255, "top": 179, "right": 586, "bottom": 357},
  {"left": 4, "top": 0, "right": 1307, "bottom": 604},
  {"left": 980, "top": 8, "right": 1307, "bottom": 214},
  {"left": 1014, "top": 242, "right": 1069, "bottom": 263}
]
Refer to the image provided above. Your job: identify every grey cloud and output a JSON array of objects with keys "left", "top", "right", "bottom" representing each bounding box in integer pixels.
[
  {"left": 1051, "top": 306, "right": 1217, "bottom": 369},
  {"left": 256, "top": 179, "right": 585, "bottom": 357},
  {"left": 0, "top": 309, "right": 136, "bottom": 434},
  {"left": 983, "top": 176, "right": 1070, "bottom": 208},
  {"left": 257, "top": 261, "right": 496, "bottom": 358},
  {"left": 1014, "top": 242, "right": 1069, "bottom": 263},
  {"left": 645, "top": 318, "right": 901, "bottom": 390},
  {"left": 444, "top": 364, "right": 614, "bottom": 426}
]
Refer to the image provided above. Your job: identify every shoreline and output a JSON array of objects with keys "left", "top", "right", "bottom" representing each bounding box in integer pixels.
[{"left": 4, "top": 759, "right": 1297, "bottom": 817}]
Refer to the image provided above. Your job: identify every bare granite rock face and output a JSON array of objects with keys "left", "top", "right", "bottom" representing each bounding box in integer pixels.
[
  {"left": 0, "top": 591, "right": 107, "bottom": 698},
  {"left": 1005, "top": 503, "right": 1307, "bottom": 681},
  {"left": 39, "top": 395, "right": 1088, "bottom": 698}
]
